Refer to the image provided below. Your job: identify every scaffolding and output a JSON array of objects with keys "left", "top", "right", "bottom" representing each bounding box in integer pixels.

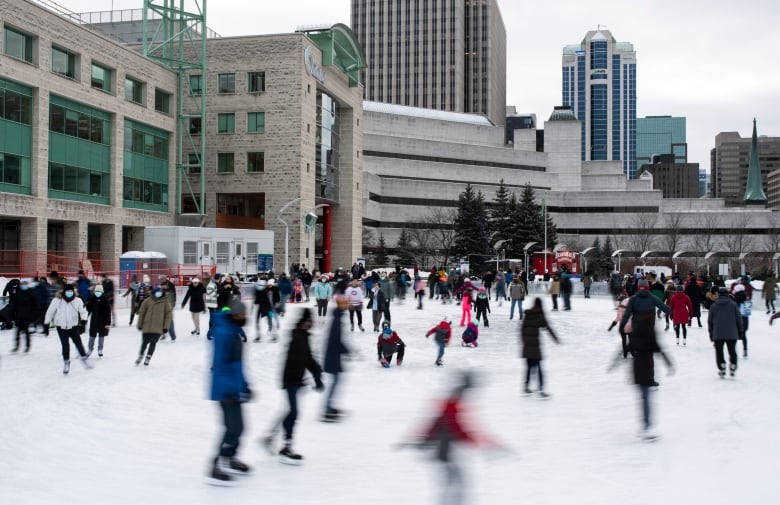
[{"left": 143, "top": 0, "right": 208, "bottom": 216}]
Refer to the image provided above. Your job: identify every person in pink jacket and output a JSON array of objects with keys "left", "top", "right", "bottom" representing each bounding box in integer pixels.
[
  {"left": 458, "top": 288, "right": 474, "bottom": 327},
  {"left": 669, "top": 285, "right": 693, "bottom": 345}
]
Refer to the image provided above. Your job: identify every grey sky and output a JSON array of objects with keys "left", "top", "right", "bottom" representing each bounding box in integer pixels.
[{"left": 59, "top": 0, "right": 780, "bottom": 172}]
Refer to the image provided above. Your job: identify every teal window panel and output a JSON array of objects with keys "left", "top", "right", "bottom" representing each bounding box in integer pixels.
[{"left": 0, "top": 121, "right": 33, "bottom": 157}]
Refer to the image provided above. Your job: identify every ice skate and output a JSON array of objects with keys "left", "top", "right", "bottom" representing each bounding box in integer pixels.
[
  {"left": 639, "top": 428, "right": 659, "bottom": 442},
  {"left": 81, "top": 355, "right": 93, "bottom": 369},
  {"left": 523, "top": 388, "right": 533, "bottom": 396},
  {"left": 205, "top": 458, "right": 236, "bottom": 486},
  {"left": 729, "top": 363, "right": 737, "bottom": 377},
  {"left": 135, "top": 355, "right": 143, "bottom": 366},
  {"left": 143, "top": 355, "right": 151, "bottom": 366},
  {"left": 538, "top": 391, "right": 551, "bottom": 399},
  {"left": 62, "top": 360, "right": 70, "bottom": 375},
  {"left": 718, "top": 365, "right": 726, "bottom": 378},
  {"left": 279, "top": 445, "right": 303, "bottom": 465},
  {"left": 434, "top": 359, "right": 443, "bottom": 367},
  {"left": 218, "top": 456, "right": 252, "bottom": 476}
]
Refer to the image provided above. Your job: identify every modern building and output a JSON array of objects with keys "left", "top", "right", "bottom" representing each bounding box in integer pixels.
[
  {"left": 766, "top": 169, "right": 780, "bottom": 209},
  {"left": 562, "top": 29, "right": 637, "bottom": 179},
  {"left": 351, "top": 0, "right": 507, "bottom": 126},
  {"left": 505, "top": 106, "right": 537, "bottom": 146},
  {"left": 711, "top": 123, "right": 780, "bottom": 206},
  {"left": 637, "top": 157, "right": 700, "bottom": 199},
  {"left": 637, "top": 115, "right": 687, "bottom": 165},
  {"left": 0, "top": 1, "right": 365, "bottom": 276}
]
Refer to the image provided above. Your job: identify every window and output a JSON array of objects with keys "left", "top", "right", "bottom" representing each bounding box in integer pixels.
[
  {"left": 189, "top": 74, "right": 202, "bottom": 95},
  {"left": 122, "top": 176, "right": 167, "bottom": 205},
  {"left": 247, "top": 152, "right": 264, "bottom": 173},
  {"left": 248, "top": 71, "right": 265, "bottom": 93},
  {"left": 0, "top": 153, "right": 22, "bottom": 184},
  {"left": 1, "top": 87, "right": 32, "bottom": 124},
  {"left": 217, "top": 113, "right": 235, "bottom": 134},
  {"left": 218, "top": 73, "right": 235, "bottom": 94},
  {"left": 91, "top": 63, "right": 111, "bottom": 92},
  {"left": 48, "top": 162, "right": 109, "bottom": 198},
  {"left": 51, "top": 47, "right": 76, "bottom": 79},
  {"left": 183, "top": 241, "right": 198, "bottom": 264},
  {"left": 217, "top": 152, "right": 235, "bottom": 173},
  {"left": 247, "top": 112, "right": 265, "bottom": 133},
  {"left": 49, "top": 104, "right": 109, "bottom": 145},
  {"left": 4, "top": 27, "right": 34, "bottom": 64},
  {"left": 154, "top": 89, "right": 171, "bottom": 113},
  {"left": 125, "top": 77, "right": 144, "bottom": 104},
  {"left": 189, "top": 117, "right": 201, "bottom": 134},
  {"left": 187, "top": 153, "right": 201, "bottom": 174},
  {"left": 124, "top": 124, "right": 169, "bottom": 160}
]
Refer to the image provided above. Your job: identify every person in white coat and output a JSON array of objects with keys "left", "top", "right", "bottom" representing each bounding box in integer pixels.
[{"left": 44, "top": 283, "right": 92, "bottom": 374}]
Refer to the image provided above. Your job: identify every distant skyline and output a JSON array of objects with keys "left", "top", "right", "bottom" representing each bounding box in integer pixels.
[{"left": 58, "top": 0, "right": 780, "bottom": 173}]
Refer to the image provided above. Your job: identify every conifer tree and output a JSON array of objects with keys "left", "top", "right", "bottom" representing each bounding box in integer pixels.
[
  {"left": 375, "top": 233, "right": 388, "bottom": 266},
  {"left": 489, "top": 179, "right": 515, "bottom": 256},
  {"left": 452, "top": 184, "right": 490, "bottom": 264},
  {"left": 395, "top": 228, "right": 415, "bottom": 267}
]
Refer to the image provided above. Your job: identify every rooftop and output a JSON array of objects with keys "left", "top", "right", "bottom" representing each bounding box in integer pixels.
[{"left": 363, "top": 101, "right": 494, "bottom": 126}]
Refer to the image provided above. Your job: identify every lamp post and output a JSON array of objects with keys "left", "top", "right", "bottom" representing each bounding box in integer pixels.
[
  {"left": 543, "top": 190, "right": 548, "bottom": 276},
  {"left": 304, "top": 203, "right": 329, "bottom": 271},
  {"left": 278, "top": 196, "right": 304, "bottom": 276},
  {"left": 523, "top": 241, "right": 539, "bottom": 279}
]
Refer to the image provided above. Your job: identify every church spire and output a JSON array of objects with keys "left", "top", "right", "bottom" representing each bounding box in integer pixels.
[{"left": 744, "top": 118, "right": 767, "bottom": 205}]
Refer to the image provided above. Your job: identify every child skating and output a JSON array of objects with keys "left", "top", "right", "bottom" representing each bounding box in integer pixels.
[
  {"left": 426, "top": 316, "right": 452, "bottom": 367},
  {"left": 474, "top": 287, "right": 491, "bottom": 328},
  {"left": 461, "top": 322, "right": 479, "bottom": 347},
  {"left": 377, "top": 321, "right": 406, "bottom": 367}
]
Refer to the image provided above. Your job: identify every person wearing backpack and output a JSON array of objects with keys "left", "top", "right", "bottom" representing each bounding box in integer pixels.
[{"left": 425, "top": 316, "right": 452, "bottom": 367}]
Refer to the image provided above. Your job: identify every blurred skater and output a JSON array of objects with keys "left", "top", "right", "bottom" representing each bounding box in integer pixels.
[
  {"left": 426, "top": 316, "right": 452, "bottom": 367},
  {"left": 520, "top": 298, "right": 560, "bottom": 397},
  {"left": 323, "top": 296, "right": 351, "bottom": 421},
  {"left": 461, "top": 321, "right": 478, "bottom": 348},
  {"left": 206, "top": 299, "right": 253, "bottom": 485},
  {"left": 11, "top": 279, "right": 37, "bottom": 353}
]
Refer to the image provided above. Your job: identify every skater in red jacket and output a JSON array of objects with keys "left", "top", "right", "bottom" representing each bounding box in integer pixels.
[{"left": 426, "top": 316, "right": 452, "bottom": 367}]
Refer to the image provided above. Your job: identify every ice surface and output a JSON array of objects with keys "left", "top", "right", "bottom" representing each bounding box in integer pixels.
[{"left": 1, "top": 293, "right": 779, "bottom": 504}]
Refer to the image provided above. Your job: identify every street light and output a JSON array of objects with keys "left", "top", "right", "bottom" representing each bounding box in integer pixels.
[
  {"left": 523, "top": 241, "right": 539, "bottom": 279},
  {"left": 278, "top": 196, "right": 304, "bottom": 276},
  {"left": 304, "top": 203, "right": 329, "bottom": 270}
]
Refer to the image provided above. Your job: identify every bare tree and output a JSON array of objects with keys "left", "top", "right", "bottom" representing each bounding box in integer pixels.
[
  {"left": 689, "top": 213, "right": 720, "bottom": 272},
  {"left": 661, "top": 213, "right": 685, "bottom": 260},
  {"left": 723, "top": 214, "right": 754, "bottom": 275},
  {"left": 421, "top": 208, "right": 457, "bottom": 267},
  {"left": 762, "top": 215, "right": 780, "bottom": 254},
  {"left": 626, "top": 213, "right": 658, "bottom": 254},
  {"left": 407, "top": 227, "right": 435, "bottom": 269}
]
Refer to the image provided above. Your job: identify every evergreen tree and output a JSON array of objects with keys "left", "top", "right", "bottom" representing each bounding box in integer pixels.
[
  {"left": 589, "top": 237, "right": 605, "bottom": 279},
  {"left": 375, "top": 233, "right": 388, "bottom": 266},
  {"left": 600, "top": 236, "right": 615, "bottom": 276},
  {"left": 452, "top": 184, "right": 490, "bottom": 265},
  {"left": 489, "top": 180, "right": 514, "bottom": 252},
  {"left": 507, "top": 192, "right": 530, "bottom": 256},
  {"left": 395, "top": 228, "right": 415, "bottom": 267}
]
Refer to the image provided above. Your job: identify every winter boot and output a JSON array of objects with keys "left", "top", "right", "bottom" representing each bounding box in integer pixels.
[
  {"left": 279, "top": 445, "right": 303, "bottom": 465},
  {"left": 63, "top": 360, "right": 71, "bottom": 375},
  {"left": 206, "top": 458, "right": 235, "bottom": 486}
]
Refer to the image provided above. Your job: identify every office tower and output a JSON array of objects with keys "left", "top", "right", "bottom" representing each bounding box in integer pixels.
[
  {"left": 637, "top": 115, "right": 687, "bottom": 166},
  {"left": 562, "top": 29, "right": 637, "bottom": 178},
  {"left": 351, "top": 0, "right": 507, "bottom": 126}
]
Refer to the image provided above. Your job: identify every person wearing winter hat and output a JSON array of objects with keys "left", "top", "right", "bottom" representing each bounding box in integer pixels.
[
  {"left": 669, "top": 284, "right": 693, "bottom": 346},
  {"left": 11, "top": 279, "right": 38, "bottom": 353},
  {"left": 135, "top": 285, "right": 172, "bottom": 366},
  {"left": 377, "top": 320, "right": 406, "bottom": 368},
  {"left": 207, "top": 297, "right": 253, "bottom": 485},
  {"left": 181, "top": 277, "right": 207, "bottom": 336},
  {"left": 44, "top": 283, "right": 91, "bottom": 374},
  {"left": 731, "top": 283, "right": 750, "bottom": 357},
  {"left": 709, "top": 286, "right": 743, "bottom": 377},
  {"left": 474, "top": 287, "right": 491, "bottom": 328},
  {"left": 425, "top": 316, "right": 452, "bottom": 367},
  {"left": 85, "top": 283, "right": 111, "bottom": 357}
]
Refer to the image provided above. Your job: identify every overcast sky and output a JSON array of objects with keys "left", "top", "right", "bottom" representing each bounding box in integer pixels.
[{"left": 60, "top": 0, "right": 780, "bottom": 171}]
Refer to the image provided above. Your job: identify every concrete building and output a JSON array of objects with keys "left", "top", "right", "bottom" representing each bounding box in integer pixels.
[
  {"left": 0, "top": 1, "right": 364, "bottom": 276},
  {"left": 711, "top": 126, "right": 780, "bottom": 206},
  {"left": 637, "top": 157, "right": 700, "bottom": 199},
  {"left": 637, "top": 115, "right": 687, "bottom": 166},
  {"left": 562, "top": 30, "right": 637, "bottom": 179},
  {"left": 767, "top": 170, "right": 780, "bottom": 209},
  {"left": 351, "top": 0, "right": 507, "bottom": 126}
]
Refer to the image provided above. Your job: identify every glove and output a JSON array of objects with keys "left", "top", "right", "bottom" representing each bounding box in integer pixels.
[
  {"left": 240, "top": 387, "right": 254, "bottom": 403},
  {"left": 43, "top": 324, "right": 50, "bottom": 336},
  {"left": 396, "top": 358, "right": 402, "bottom": 366},
  {"left": 78, "top": 321, "right": 86, "bottom": 334},
  {"left": 380, "top": 357, "right": 389, "bottom": 367},
  {"left": 314, "top": 377, "right": 325, "bottom": 392}
]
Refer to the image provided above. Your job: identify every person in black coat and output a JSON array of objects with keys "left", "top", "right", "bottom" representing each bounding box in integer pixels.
[
  {"left": 520, "top": 297, "right": 560, "bottom": 397},
  {"left": 619, "top": 279, "right": 673, "bottom": 439},
  {"left": 216, "top": 275, "right": 240, "bottom": 309},
  {"left": 684, "top": 275, "right": 703, "bottom": 327},
  {"left": 322, "top": 297, "right": 350, "bottom": 421},
  {"left": 181, "top": 278, "right": 207, "bottom": 336},
  {"left": 252, "top": 279, "right": 280, "bottom": 342},
  {"left": 85, "top": 284, "right": 112, "bottom": 357},
  {"left": 11, "top": 279, "right": 38, "bottom": 353},
  {"left": 276, "top": 309, "right": 323, "bottom": 463},
  {"left": 366, "top": 282, "right": 387, "bottom": 332}
]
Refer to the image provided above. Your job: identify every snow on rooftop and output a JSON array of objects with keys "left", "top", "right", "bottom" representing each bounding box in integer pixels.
[{"left": 363, "top": 101, "right": 495, "bottom": 126}]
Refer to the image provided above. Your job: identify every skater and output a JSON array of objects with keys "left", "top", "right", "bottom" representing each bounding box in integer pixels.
[
  {"left": 708, "top": 287, "right": 743, "bottom": 378},
  {"left": 205, "top": 274, "right": 219, "bottom": 339},
  {"left": 277, "top": 309, "right": 324, "bottom": 463},
  {"left": 669, "top": 285, "right": 693, "bottom": 346},
  {"left": 762, "top": 272, "right": 778, "bottom": 314},
  {"left": 732, "top": 283, "right": 750, "bottom": 358},
  {"left": 181, "top": 277, "right": 206, "bottom": 336},
  {"left": 414, "top": 275, "right": 426, "bottom": 310},
  {"left": 461, "top": 321, "right": 479, "bottom": 348},
  {"left": 252, "top": 279, "right": 279, "bottom": 342},
  {"left": 11, "top": 279, "right": 37, "bottom": 353},
  {"left": 323, "top": 296, "right": 351, "bottom": 421},
  {"left": 548, "top": 275, "right": 560, "bottom": 311},
  {"left": 377, "top": 321, "right": 406, "bottom": 366},
  {"left": 44, "top": 284, "right": 92, "bottom": 374},
  {"left": 473, "top": 287, "right": 491, "bottom": 328},
  {"left": 135, "top": 285, "right": 172, "bottom": 366},
  {"left": 457, "top": 286, "right": 474, "bottom": 327},
  {"left": 99, "top": 273, "right": 116, "bottom": 327},
  {"left": 314, "top": 275, "right": 333, "bottom": 322},
  {"left": 662, "top": 280, "right": 676, "bottom": 331},
  {"left": 207, "top": 298, "right": 253, "bottom": 485},
  {"left": 559, "top": 272, "right": 573, "bottom": 310},
  {"left": 508, "top": 277, "right": 526, "bottom": 320},
  {"left": 122, "top": 275, "right": 141, "bottom": 325},
  {"left": 494, "top": 272, "right": 506, "bottom": 305},
  {"left": 425, "top": 316, "right": 452, "bottom": 367},
  {"left": 582, "top": 272, "right": 593, "bottom": 298},
  {"left": 85, "top": 284, "right": 111, "bottom": 357},
  {"left": 619, "top": 279, "right": 673, "bottom": 439},
  {"left": 216, "top": 275, "right": 240, "bottom": 310},
  {"left": 608, "top": 294, "right": 632, "bottom": 358},
  {"left": 158, "top": 274, "right": 177, "bottom": 341},
  {"left": 366, "top": 282, "right": 387, "bottom": 332},
  {"left": 520, "top": 297, "right": 560, "bottom": 397},
  {"left": 684, "top": 275, "right": 704, "bottom": 327},
  {"left": 345, "top": 278, "right": 365, "bottom": 332}
]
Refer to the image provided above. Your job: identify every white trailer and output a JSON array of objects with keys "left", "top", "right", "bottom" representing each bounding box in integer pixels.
[{"left": 143, "top": 226, "right": 274, "bottom": 276}]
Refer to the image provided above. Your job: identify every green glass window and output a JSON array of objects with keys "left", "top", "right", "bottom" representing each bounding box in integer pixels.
[
  {"left": 122, "top": 177, "right": 168, "bottom": 205},
  {"left": 248, "top": 71, "right": 265, "bottom": 93},
  {"left": 1, "top": 88, "right": 33, "bottom": 124},
  {"left": 0, "top": 153, "right": 22, "bottom": 184},
  {"left": 48, "top": 162, "right": 110, "bottom": 200},
  {"left": 154, "top": 89, "right": 171, "bottom": 113},
  {"left": 4, "top": 27, "right": 34, "bottom": 64},
  {"left": 123, "top": 119, "right": 170, "bottom": 211},
  {"left": 187, "top": 152, "right": 201, "bottom": 174},
  {"left": 247, "top": 152, "right": 264, "bottom": 173},
  {"left": 189, "top": 74, "right": 202, "bottom": 95},
  {"left": 91, "top": 64, "right": 111, "bottom": 92},
  {"left": 125, "top": 77, "right": 144, "bottom": 104},
  {"left": 217, "top": 113, "right": 235, "bottom": 134},
  {"left": 49, "top": 103, "right": 109, "bottom": 145},
  {"left": 51, "top": 47, "right": 77, "bottom": 79},
  {"left": 218, "top": 73, "right": 235, "bottom": 94},
  {"left": 217, "top": 152, "right": 234, "bottom": 173},
  {"left": 247, "top": 112, "right": 265, "bottom": 133}
]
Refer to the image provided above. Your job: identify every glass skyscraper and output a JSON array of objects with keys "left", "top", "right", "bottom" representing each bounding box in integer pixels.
[
  {"left": 562, "top": 30, "right": 637, "bottom": 178},
  {"left": 636, "top": 115, "right": 687, "bottom": 166}
]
